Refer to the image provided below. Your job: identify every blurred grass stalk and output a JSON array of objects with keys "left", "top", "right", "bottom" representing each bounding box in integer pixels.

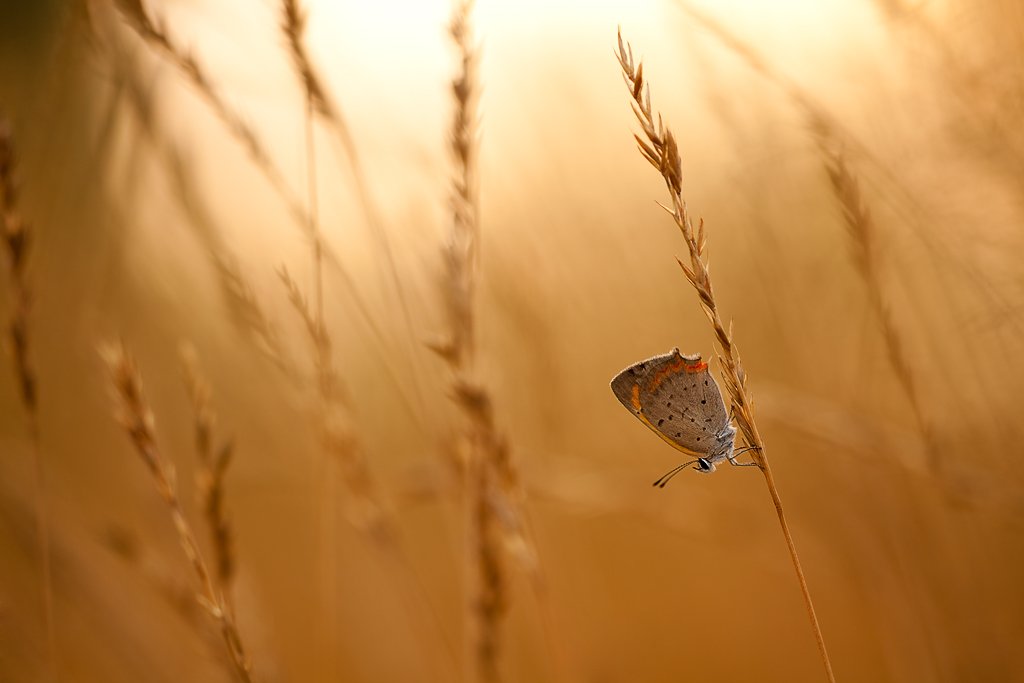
[
  {"left": 278, "top": 0, "right": 428, "bottom": 425},
  {"left": 102, "top": 340, "right": 255, "bottom": 683},
  {"left": 435, "top": 2, "right": 506, "bottom": 680},
  {"left": 430, "top": 2, "right": 542, "bottom": 681},
  {"left": 816, "top": 134, "right": 940, "bottom": 472},
  {"left": 278, "top": 3, "right": 456, "bottom": 680},
  {"left": 107, "top": 0, "right": 426, "bottom": 411},
  {"left": 279, "top": 0, "right": 338, "bottom": 672},
  {"left": 180, "top": 345, "right": 237, "bottom": 607},
  {"left": 616, "top": 31, "right": 836, "bottom": 682},
  {"left": 110, "top": 0, "right": 309, "bottom": 233},
  {"left": 670, "top": 0, "right": 948, "bottom": 480},
  {"left": 1, "top": 118, "right": 57, "bottom": 680}
]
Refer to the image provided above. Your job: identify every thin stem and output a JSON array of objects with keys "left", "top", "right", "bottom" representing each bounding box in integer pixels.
[
  {"left": 109, "top": 0, "right": 432, "bottom": 425},
  {"left": 817, "top": 139, "right": 939, "bottom": 474},
  {"left": 305, "top": 96, "right": 323, "bottom": 327},
  {"left": 284, "top": 55, "right": 456, "bottom": 683},
  {"left": 180, "top": 346, "right": 236, "bottom": 608},
  {"left": 278, "top": 0, "right": 430, "bottom": 429},
  {"left": 300, "top": 80, "right": 338, "bottom": 681},
  {"left": 112, "top": 0, "right": 308, "bottom": 233},
  {"left": 760, "top": 460, "right": 836, "bottom": 683},
  {"left": 616, "top": 29, "right": 836, "bottom": 682},
  {"left": 103, "top": 343, "right": 254, "bottom": 683},
  {"left": 31, "top": 422, "right": 57, "bottom": 682},
  {"left": 1, "top": 119, "right": 57, "bottom": 680},
  {"left": 433, "top": 5, "right": 544, "bottom": 681}
]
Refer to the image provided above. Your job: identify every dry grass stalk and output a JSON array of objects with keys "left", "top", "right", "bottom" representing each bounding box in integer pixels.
[
  {"left": 430, "top": 4, "right": 538, "bottom": 681},
  {"left": 274, "top": 27, "right": 446, "bottom": 659},
  {"left": 276, "top": 61, "right": 459, "bottom": 659},
  {"left": 213, "top": 252, "right": 292, "bottom": 372},
  {"left": 278, "top": 53, "right": 338, "bottom": 673},
  {"left": 277, "top": 2, "right": 425, "bottom": 414},
  {"left": 671, "top": 0, "right": 1019, "bottom": 328},
  {"left": 817, "top": 136, "right": 940, "bottom": 473},
  {"left": 101, "top": 523, "right": 266, "bottom": 678},
  {"left": 278, "top": 267, "right": 388, "bottom": 535},
  {"left": 672, "top": 2, "right": 1017, "bottom": 469},
  {"left": 101, "top": 341, "right": 254, "bottom": 683},
  {"left": 111, "top": 0, "right": 310, "bottom": 237},
  {"left": 669, "top": 0, "right": 825, "bottom": 125},
  {"left": 94, "top": 5, "right": 426, "bottom": 428},
  {"left": 163, "top": 149, "right": 293, "bottom": 374},
  {"left": 276, "top": 0, "right": 419, "bottom": 366},
  {"left": 280, "top": 259, "right": 458, "bottom": 681},
  {"left": 1, "top": 124, "right": 36, "bottom": 417},
  {"left": 432, "top": 0, "right": 481, "bottom": 373},
  {"left": 180, "top": 345, "right": 236, "bottom": 599},
  {"left": 439, "top": 8, "right": 502, "bottom": 681},
  {"left": 1, "top": 119, "right": 57, "bottom": 678},
  {"left": 279, "top": 0, "right": 336, "bottom": 125},
  {"left": 616, "top": 31, "right": 836, "bottom": 682},
  {"left": 105, "top": 24, "right": 296, "bottom": 376},
  {"left": 279, "top": 261, "right": 417, "bottom": 677},
  {"left": 453, "top": 381, "right": 534, "bottom": 683}
]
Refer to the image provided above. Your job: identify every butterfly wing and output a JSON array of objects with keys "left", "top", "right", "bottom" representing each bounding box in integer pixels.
[
  {"left": 611, "top": 348, "right": 723, "bottom": 458},
  {"left": 694, "top": 362, "right": 731, "bottom": 439},
  {"left": 610, "top": 350, "right": 672, "bottom": 415}
]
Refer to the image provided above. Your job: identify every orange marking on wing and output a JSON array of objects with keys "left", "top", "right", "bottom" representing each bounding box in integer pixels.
[
  {"left": 630, "top": 384, "right": 642, "bottom": 411},
  {"left": 648, "top": 356, "right": 707, "bottom": 393},
  {"left": 651, "top": 356, "right": 684, "bottom": 393}
]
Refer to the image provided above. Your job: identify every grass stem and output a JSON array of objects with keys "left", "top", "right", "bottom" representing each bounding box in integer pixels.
[
  {"left": 103, "top": 341, "right": 255, "bottom": 683},
  {"left": 1, "top": 119, "right": 57, "bottom": 681},
  {"left": 616, "top": 29, "right": 836, "bottom": 682}
]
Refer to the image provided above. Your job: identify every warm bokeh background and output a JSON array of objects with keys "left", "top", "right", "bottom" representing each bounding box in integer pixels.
[{"left": 2, "top": 0, "right": 1024, "bottom": 681}]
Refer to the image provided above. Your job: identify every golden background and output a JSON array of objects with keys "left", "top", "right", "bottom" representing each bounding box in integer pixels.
[{"left": 1, "top": 0, "right": 1023, "bottom": 681}]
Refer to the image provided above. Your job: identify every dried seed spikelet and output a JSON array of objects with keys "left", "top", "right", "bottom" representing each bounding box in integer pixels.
[
  {"left": 181, "top": 345, "right": 236, "bottom": 592},
  {"left": 278, "top": 267, "right": 389, "bottom": 537},
  {"left": 102, "top": 340, "right": 255, "bottom": 682},
  {"left": 1, "top": 120, "right": 36, "bottom": 414}
]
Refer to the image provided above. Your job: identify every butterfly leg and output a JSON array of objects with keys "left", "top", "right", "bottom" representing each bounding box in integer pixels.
[{"left": 727, "top": 445, "right": 761, "bottom": 467}]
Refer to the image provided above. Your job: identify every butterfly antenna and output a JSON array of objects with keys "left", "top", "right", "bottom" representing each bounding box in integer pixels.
[{"left": 652, "top": 459, "right": 700, "bottom": 488}]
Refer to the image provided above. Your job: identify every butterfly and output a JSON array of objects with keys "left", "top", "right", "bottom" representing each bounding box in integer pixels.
[{"left": 610, "top": 348, "right": 757, "bottom": 486}]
